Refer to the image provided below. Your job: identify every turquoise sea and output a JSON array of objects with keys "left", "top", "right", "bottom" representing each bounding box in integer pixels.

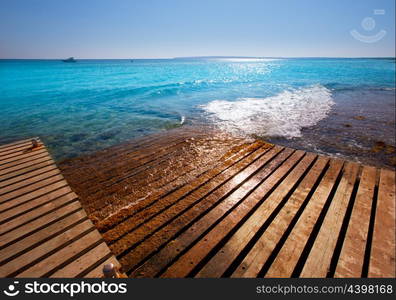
[{"left": 0, "top": 58, "right": 395, "bottom": 166}]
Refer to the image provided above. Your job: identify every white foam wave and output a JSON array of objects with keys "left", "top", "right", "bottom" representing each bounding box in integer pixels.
[{"left": 201, "top": 85, "right": 334, "bottom": 138}]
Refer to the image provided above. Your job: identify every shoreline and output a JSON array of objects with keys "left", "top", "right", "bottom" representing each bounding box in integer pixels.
[{"left": 58, "top": 122, "right": 396, "bottom": 171}]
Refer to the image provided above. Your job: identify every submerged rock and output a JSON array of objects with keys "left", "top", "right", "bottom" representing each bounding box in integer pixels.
[
  {"left": 371, "top": 141, "right": 386, "bottom": 153},
  {"left": 98, "top": 129, "right": 120, "bottom": 140},
  {"left": 70, "top": 133, "right": 88, "bottom": 142}
]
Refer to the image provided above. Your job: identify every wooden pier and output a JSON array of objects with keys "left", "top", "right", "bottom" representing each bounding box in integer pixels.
[
  {"left": 0, "top": 132, "right": 394, "bottom": 278},
  {"left": 0, "top": 138, "right": 121, "bottom": 278},
  {"left": 58, "top": 130, "right": 395, "bottom": 278}
]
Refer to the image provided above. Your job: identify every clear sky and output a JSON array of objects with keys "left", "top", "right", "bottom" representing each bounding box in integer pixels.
[{"left": 0, "top": 0, "right": 394, "bottom": 59}]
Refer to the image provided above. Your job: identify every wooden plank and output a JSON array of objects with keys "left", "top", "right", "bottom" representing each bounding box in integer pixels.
[
  {"left": 104, "top": 143, "right": 272, "bottom": 246},
  {"left": 299, "top": 162, "right": 360, "bottom": 277},
  {"left": 0, "top": 140, "right": 40, "bottom": 155},
  {"left": 231, "top": 156, "right": 329, "bottom": 278},
  {"left": 16, "top": 229, "right": 103, "bottom": 277},
  {"left": 296, "top": 162, "right": 360, "bottom": 277},
  {"left": 0, "top": 154, "right": 53, "bottom": 178},
  {"left": 90, "top": 141, "right": 249, "bottom": 226},
  {"left": 84, "top": 256, "right": 122, "bottom": 278},
  {"left": 0, "top": 148, "right": 47, "bottom": 166},
  {"left": 0, "top": 164, "right": 58, "bottom": 189},
  {"left": 0, "top": 219, "right": 94, "bottom": 277},
  {"left": 113, "top": 145, "right": 281, "bottom": 273},
  {"left": 334, "top": 166, "right": 377, "bottom": 278},
  {"left": 101, "top": 138, "right": 195, "bottom": 185},
  {"left": 155, "top": 149, "right": 298, "bottom": 278},
  {"left": 0, "top": 138, "right": 123, "bottom": 278},
  {"left": 130, "top": 147, "right": 295, "bottom": 278},
  {"left": 95, "top": 141, "right": 265, "bottom": 233},
  {"left": 368, "top": 169, "right": 396, "bottom": 277},
  {"left": 0, "top": 145, "right": 44, "bottom": 163},
  {"left": 0, "top": 181, "right": 70, "bottom": 213},
  {"left": 72, "top": 136, "right": 193, "bottom": 192},
  {"left": 0, "top": 201, "right": 82, "bottom": 247},
  {"left": 2, "top": 137, "right": 390, "bottom": 279},
  {"left": 0, "top": 146, "right": 42, "bottom": 159},
  {"left": 193, "top": 152, "right": 315, "bottom": 278},
  {"left": 0, "top": 187, "right": 73, "bottom": 227},
  {"left": 0, "top": 138, "right": 39, "bottom": 150},
  {"left": 264, "top": 159, "right": 344, "bottom": 277},
  {"left": 0, "top": 159, "right": 55, "bottom": 183},
  {"left": 0, "top": 146, "right": 34, "bottom": 157},
  {"left": 0, "top": 151, "right": 49, "bottom": 172},
  {"left": 0, "top": 209, "right": 87, "bottom": 264},
  {"left": 0, "top": 168, "right": 61, "bottom": 196},
  {"left": 50, "top": 242, "right": 112, "bottom": 278},
  {"left": 0, "top": 193, "right": 78, "bottom": 235},
  {"left": 0, "top": 173, "right": 64, "bottom": 202}
]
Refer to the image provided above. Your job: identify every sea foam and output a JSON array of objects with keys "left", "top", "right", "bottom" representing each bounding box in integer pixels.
[{"left": 201, "top": 85, "right": 334, "bottom": 138}]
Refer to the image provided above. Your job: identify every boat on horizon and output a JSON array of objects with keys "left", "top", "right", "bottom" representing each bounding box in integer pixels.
[{"left": 62, "top": 57, "right": 77, "bottom": 63}]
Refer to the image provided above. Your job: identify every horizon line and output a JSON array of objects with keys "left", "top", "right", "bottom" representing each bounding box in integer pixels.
[{"left": 1, "top": 56, "right": 395, "bottom": 60}]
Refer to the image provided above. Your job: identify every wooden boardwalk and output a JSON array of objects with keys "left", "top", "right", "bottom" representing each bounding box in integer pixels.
[
  {"left": 59, "top": 132, "right": 395, "bottom": 278},
  {"left": 0, "top": 138, "right": 121, "bottom": 278}
]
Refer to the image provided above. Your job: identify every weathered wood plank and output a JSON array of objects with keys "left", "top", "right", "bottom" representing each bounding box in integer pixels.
[
  {"left": 50, "top": 242, "right": 111, "bottom": 278},
  {"left": 0, "top": 139, "right": 40, "bottom": 155},
  {"left": 0, "top": 138, "right": 122, "bottom": 279},
  {"left": 0, "top": 144, "right": 44, "bottom": 162},
  {"left": 16, "top": 229, "right": 103, "bottom": 277},
  {"left": 115, "top": 145, "right": 280, "bottom": 273},
  {"left": 0, "top": 138, "right": 39, "bottom": 150},
  {"left": 231, "top": 156, "right": 329, "bottom": 278},
  {"left": 0, "top": 220, "right": 94, "bottom": 277},
  {"left": 368, "top": 169, "right": 395, "bottom": 277},
  {"left": 106, "top": 144, "right": 272, "bottom": 249},
  {"left": 193, "top": 152, "right": 314, "bottom": 278},
  {"left": 0, "top": 173, "right": 65, "bottom": 202},
  {"left": 0, "top": 148, "right": 47, "bottom": 166},
  {"left": 0, "top": 164, "right": 58, "bottom": 189},
  {"left": 130, "top": 146, "right": 292, "bottom": 277},
  {"left": 95, "top": 141, "right": 264, "bottom": 233},
  {"left": 0, "top": 152, "right": 50, "bottom": 172},
  {"left": 300, "top": 162, "right": 360, "bottom": 277},
  {"left": 0, "top": 184, "right": 72, "bottom": 219},
  {"left": 0, "top": 201, "right": 82, "bottom": 247},
  {"left": 264, "top": 159, "right": 344, "bottom": 277},
  {"left": 334, "top": 166, "right": 377, "bottom": 278},
  {"left": 0, "top": 209, "right": 87, "bottom": 264},
  {"left": 0, "top": 155, "right": 53, "bottom": 179},
  {"left": 0, "top": 193, "right": 78, "bottom": 235},
  {"left": 0, "top": 159, "right": 55, "bottom": 183},
  {"left": 2, "top": 137, "right": 392, "bottom": 279}
]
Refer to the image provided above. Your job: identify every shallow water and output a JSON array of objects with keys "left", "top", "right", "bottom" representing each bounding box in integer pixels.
[{"left": 0, "top": 57, "right": 394, "bottom": 166}]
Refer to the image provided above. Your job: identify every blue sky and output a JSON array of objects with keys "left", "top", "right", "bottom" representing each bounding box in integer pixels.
[{"left": 0, "top": 0, "right": 394, "bottom": 58}]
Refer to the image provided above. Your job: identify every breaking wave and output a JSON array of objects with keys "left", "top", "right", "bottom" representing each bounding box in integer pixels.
[{"left": 201, "top": 85, "right": 334, "bottom": 138}]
